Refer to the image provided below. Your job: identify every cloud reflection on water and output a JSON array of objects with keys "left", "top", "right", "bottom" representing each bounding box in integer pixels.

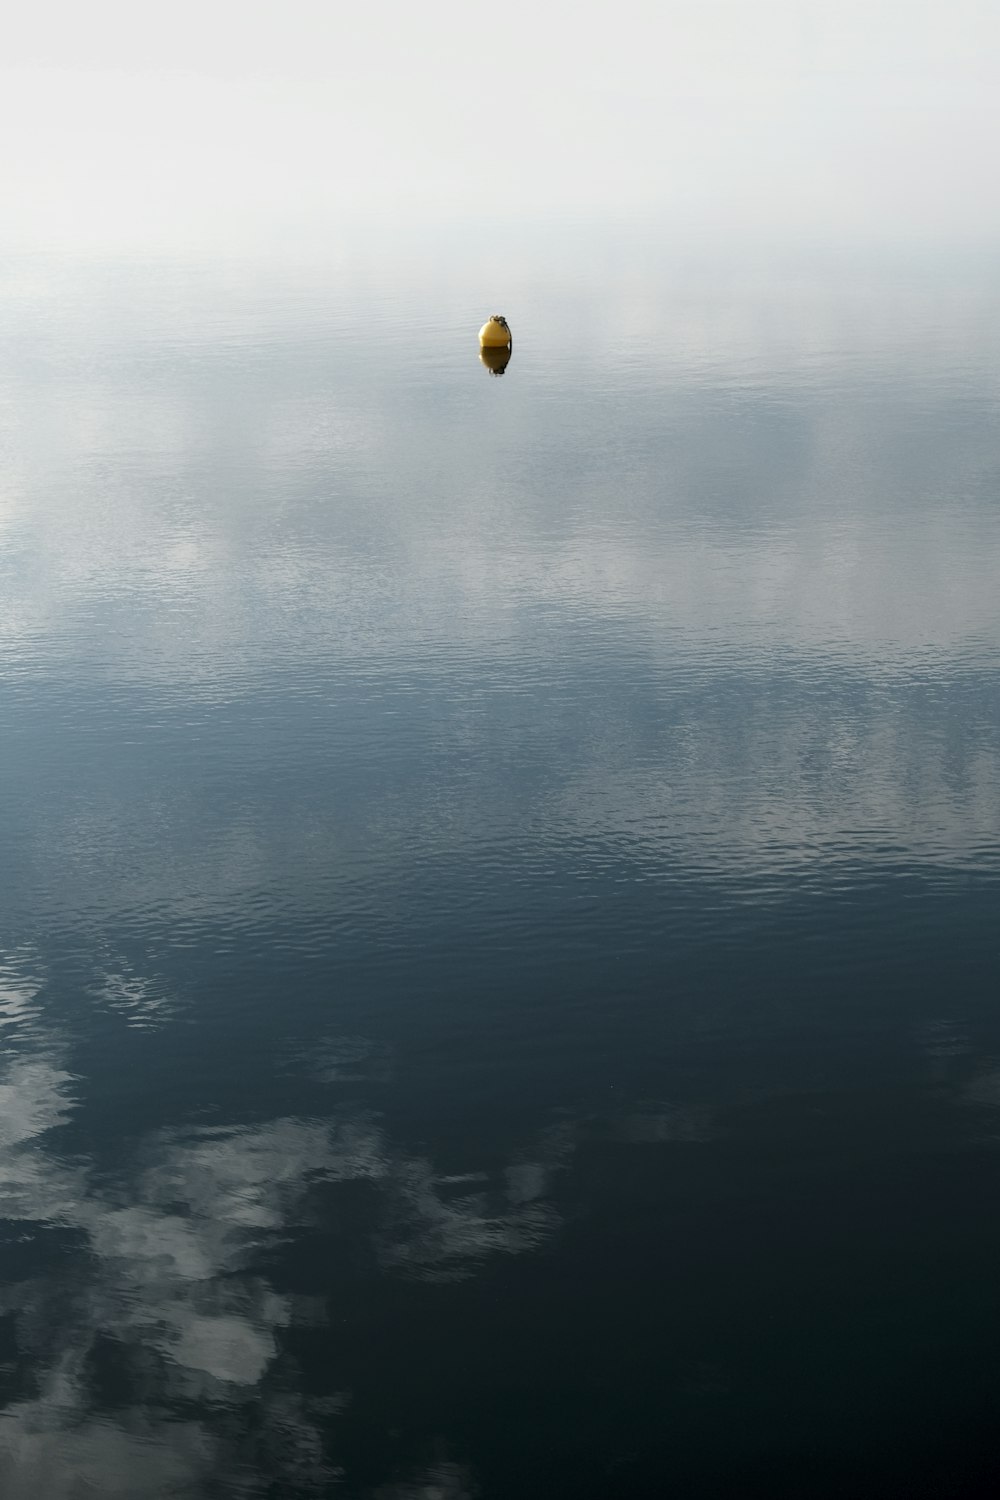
[
  {"left": 5, "top": 942, "right": 1000, "bottom": 1494},
  {"left": 0, "top": 942, "right": 735, "bottom": 1498}
]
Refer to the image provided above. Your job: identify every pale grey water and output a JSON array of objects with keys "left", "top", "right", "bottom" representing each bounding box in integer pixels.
[{"left": 1, "top": 233, "right": 1000, "bottom": 1497}]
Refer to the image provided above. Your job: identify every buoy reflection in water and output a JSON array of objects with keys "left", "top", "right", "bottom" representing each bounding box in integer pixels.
[{"left": 479, "top": 344, "right": 512, "bottom": 376}]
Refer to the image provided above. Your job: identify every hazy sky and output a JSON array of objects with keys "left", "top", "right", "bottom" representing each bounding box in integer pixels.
[{"left": 2, "top": 1, "right": 998, "bottom": 252}]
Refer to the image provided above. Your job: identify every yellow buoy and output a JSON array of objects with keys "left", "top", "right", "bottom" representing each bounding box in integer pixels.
[{"left": 479, "top": 314, "right": 511, "bottom": 349}]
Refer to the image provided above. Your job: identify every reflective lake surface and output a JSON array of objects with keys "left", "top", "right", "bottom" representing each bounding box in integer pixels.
[{"left": 2, "top": 232, "right": 1000, "bottom": 1497}]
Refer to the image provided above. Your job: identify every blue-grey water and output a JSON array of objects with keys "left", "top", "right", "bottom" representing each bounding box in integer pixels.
[{"left": 2, "top": 234, "right": 1000, "bottom": 1497}]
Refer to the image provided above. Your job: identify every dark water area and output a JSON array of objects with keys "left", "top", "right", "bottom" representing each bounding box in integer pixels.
[{"left": 1, "top": 234, "right": 1000, "bottom": 1496}]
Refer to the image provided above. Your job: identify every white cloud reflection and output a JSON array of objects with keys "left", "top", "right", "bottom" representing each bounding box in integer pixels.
[
  {"left": 0, "top": 971, "right": 725, "bottom": 1497},
  {"left": 0, "top": 1018, "right": 551, "bottom": 1492}
]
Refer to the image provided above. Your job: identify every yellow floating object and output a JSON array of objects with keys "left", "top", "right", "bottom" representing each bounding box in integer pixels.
[
  {"left": 480, "top": 344, "right": 512, "bottom": 376},
  {"left": 479, "top": 314, "right": 511, "bottom": 349}
]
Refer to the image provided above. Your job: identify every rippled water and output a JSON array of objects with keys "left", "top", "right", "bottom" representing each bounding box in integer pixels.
[{"left": 2, "top": 234, "right": 1000, "bottom": 1497}]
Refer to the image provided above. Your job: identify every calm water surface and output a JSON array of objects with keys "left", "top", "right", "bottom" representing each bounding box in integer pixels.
[{"left": 2, "top": 235, "right": 1000, "bottom": 1496}]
